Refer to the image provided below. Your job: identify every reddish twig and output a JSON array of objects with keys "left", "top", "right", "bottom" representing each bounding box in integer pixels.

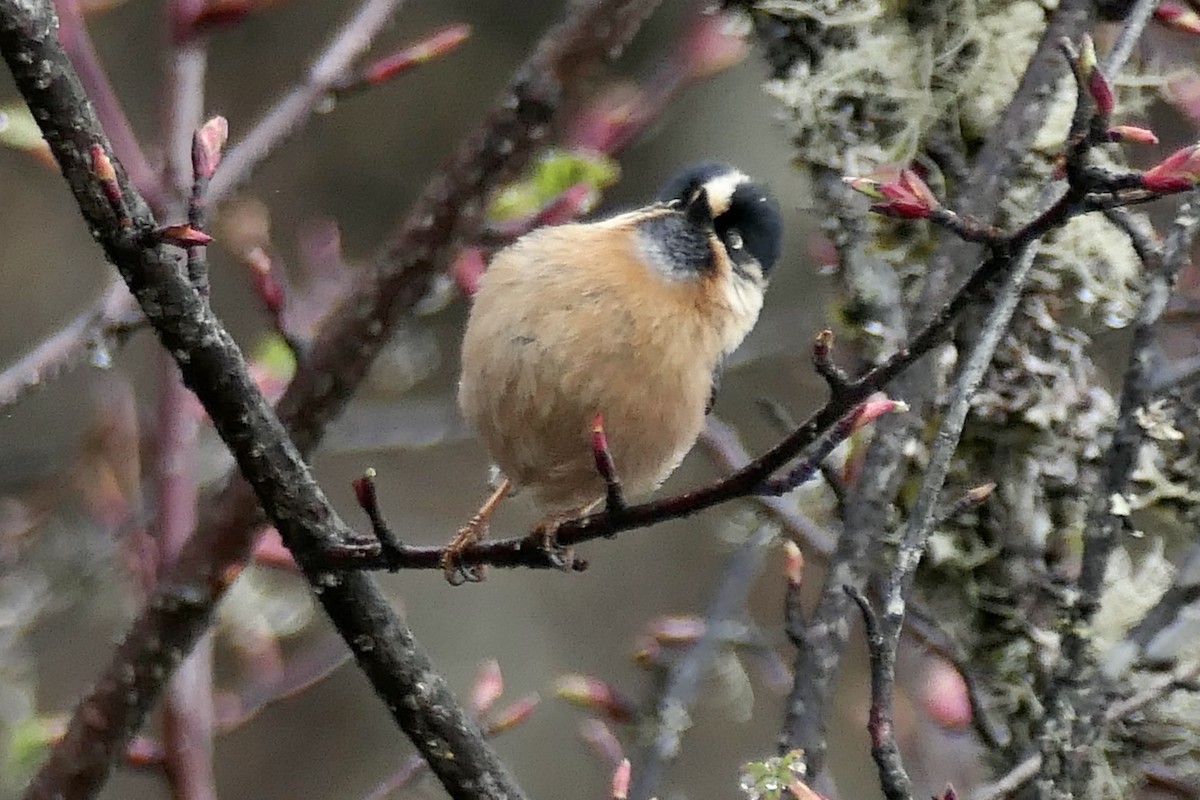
[
  {"left": 845, "top": 586, "right": 914, "bottom": 800},
  {"left": 592, "top": 414, "right": 627, "bottom": 515},
  {"left": 55, "top": 0, "right": 164, "bottom": 208},
  {"left": 333, "top": 23, "right": 471, "bottom": 97},
  {"left": 155, "top": 28, "right": 217, "bottom": 796}
]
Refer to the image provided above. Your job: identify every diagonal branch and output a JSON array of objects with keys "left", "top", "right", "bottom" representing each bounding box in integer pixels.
[
  {"left": 7, "top": 1, "right": 661, "bottom": 797},
  {"left": 2, "top": 4, "right": 529, "bottom": 800},
  {"left": 206, "top": 0, "right": 406, "bottom": 204}
]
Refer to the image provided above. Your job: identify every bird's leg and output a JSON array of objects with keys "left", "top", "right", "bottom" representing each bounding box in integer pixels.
[
  {"left": 532, "top": 499, "right": 600, "bottom": 570},
  {"left": 441, "top": 477, "right": 512, "bottom": 585}
]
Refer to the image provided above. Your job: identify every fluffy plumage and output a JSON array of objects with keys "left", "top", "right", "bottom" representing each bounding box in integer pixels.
[{"left": 448, "top": 164, "right": 781, "bottom": 580}]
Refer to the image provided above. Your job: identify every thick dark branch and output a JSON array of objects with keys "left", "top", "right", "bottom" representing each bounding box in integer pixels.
[
  {"left": 0, "top": 2, "right": 530, "bottom": 799},
  {"left": 11, "top": 1, "right": 661, "bottom": 797}
]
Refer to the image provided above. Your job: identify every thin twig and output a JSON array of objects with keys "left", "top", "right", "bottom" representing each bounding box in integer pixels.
[
  {"left": 881, "top": 243, "right": 1037, "bottom": 670},
  {"left": 55, "top": 0, "right": 164, "bottom": 208},
  {"left": 845, "top": 586, "right": 914, "bottom": 800},
  {"left": 849, "top": 245, "right": 1037, "bottom": 800},
  {"left": 1124, "top": 543, "right": 1200, "bottom": 658},
  {"left": 206, "top": 0, "right": 406, "bottom": 204},
  {"left": 630, "top": 524, "right": 779, "bottom": 800},
  {"left": 0, "top": 0, "right": 404, "bottom": 407},
  {"left": 285, "top": 169, "right": 1184, "bottom": 577},
  {"left": 773, "top": 0, "right": 1096, "bottom": 769},
  {"left": 1076, "top": 194, "right": 1200, "bottom": 622},
  {"left": 699, "top": 416, "right": 835, "bottom": 556},
  {"left": 156, "top": 20, "right": 215, "bottom": 799},
  {"left": 1100, "top": 0, "right": 1158, "bottom": 76},
  {"left": 0, "top": 279, "right": 142, "bottom": 412},
  {"left": 1048, "top": 191, "right": 1200, "bottom": 796},
  {"left": 1104, "top": 207, "right": 1162, "bottom": 265}
]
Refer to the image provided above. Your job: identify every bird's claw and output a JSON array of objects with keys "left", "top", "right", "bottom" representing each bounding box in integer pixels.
[
  {"left": 441, "top": 515, "right": 489, "bottom": 585},
  {"left": 534, "top": 518, "right": 575, "bottom": 571}
]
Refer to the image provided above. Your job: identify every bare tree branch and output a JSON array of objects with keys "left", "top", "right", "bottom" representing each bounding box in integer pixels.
[
  {"left": 772, "top": 0, "right": 1095, "bottom": 773},
  {"left": 0, "top": 279, "right": 141, "bottom": 412},
  {"left": 7, "top": 0, "right": 661, "bottom": 797},
  {"left": 630, "top": 524, "right": 779, "bottom": 800}
]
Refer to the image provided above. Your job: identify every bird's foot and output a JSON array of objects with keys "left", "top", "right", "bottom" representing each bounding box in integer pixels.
[
  {"left": 532, "top": 515, "right": 576, "bottom": 571},
  {"left": 442, "top": 478, "right": 512, "bottom": 585},
  {"left": 441, "top": 514, "right": 490, "bottom": 585}
]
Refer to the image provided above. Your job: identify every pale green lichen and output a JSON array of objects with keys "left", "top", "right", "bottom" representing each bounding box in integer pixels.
[
  {"left": 751, "top": 0, "right": 1054, "bottom": 168},
  {"left": 739, "top": 750, "right": 808, "bottom": 800},
  {"left": 1093, "top": 541, "right": 1175, "bottom": 654}
]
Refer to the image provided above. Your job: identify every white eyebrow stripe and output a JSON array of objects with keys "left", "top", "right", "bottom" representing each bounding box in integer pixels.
[{"left": 701, "top": 170, "right": 749, "bottom": 216}]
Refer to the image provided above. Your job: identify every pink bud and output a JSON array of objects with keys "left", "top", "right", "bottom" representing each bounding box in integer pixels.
[
  {"left": 922, "top": 659, "right": 972, "bottom": 729},
  {"left": 555, "top": 674, "right": 636, "bottom": 723},
  {"left": 592, "top": 414, "right": 611, "bottom": 456},
  {"left": 90, "top": 144, "right": 116, "bottom": 183},
  {"left": 677, "top": 12, "right": 747, "bottom": 81},
  {"left": 361, "top": 24, "right": 472, "bottom": 85},
  {"left": 1088, "top": 69, "right": 1115, "bottom": 117},
  {"left": 851, "top": 168, "right": 940, "bottom": 219},
  {"left": 1077, "top": 34, "right": 1098, "bottom": 76},
  {"left": 246, "top": 247, "right": 285, "bottom": 317},
  {"left": 783, "top": 540, "right": 804, "bottom": 587},
  {"left": 1156, "top": 2, "right": 1200, "bottom": 35},
  {"left": 157, "top": 224, "right": 213, "bottom": 246},
  {"left": 90, "top": 144, "right": 123, "bottom": 207},
  {"left": 966, "top": 483, "right": 996, "bottom": 504},
  {"left": 579, "top": 718, "right": 625, "bottom": 764},
  {"left": 470, "top": 659, "right": 504, "bottom": 716},
  {"left": 631, "top": 636, "right": 662, "bottom": 667},
  {"left": 842, "top": 175, "right": 885, "bottom": 200},
  {"left": 193, "top": 115, "right": 228, "bottom": 179},
  {"left": 351, "top": 470, "right": 378, "bottom": 516},
  {"left": 646, "top": 615, "right": 705, "bottom": 645},
  {"left": 1107, "top": 125, "right": 1159, "bottom": 145},
  {"left": 844, "top": 396, "right": 908, "bottom": 435},
  {"left": 483, "top": 693, "right": 539, "bottom": 734},
  {"left": 611, "top": 759, "right": 632, "bottom": 800},
  {"left": 1142, "top": 143, "right": 1200, "bottom": 193},
  {"left": 451, "top": 247, "right": 486, "bottom": 297}
]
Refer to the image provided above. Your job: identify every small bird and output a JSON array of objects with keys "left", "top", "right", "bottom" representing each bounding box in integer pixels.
[{"left": 446, "top": 163, "right": 783, "bottom": 582}]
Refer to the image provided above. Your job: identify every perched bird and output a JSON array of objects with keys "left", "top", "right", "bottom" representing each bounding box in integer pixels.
[{"left": 446, "top": 163, "right": 783, "bottom": 582}]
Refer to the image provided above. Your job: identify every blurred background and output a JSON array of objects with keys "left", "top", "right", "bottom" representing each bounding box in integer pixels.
[{"left": 0, "top": 1, "right": 971, "bottom": 798}]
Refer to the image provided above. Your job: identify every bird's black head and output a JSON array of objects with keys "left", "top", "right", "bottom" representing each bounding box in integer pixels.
[{"left": 657, "top": 162, "right": 783, "bottom": 276}]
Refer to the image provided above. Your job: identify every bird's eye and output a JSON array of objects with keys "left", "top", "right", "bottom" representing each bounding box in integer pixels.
[{"left": 727, "top": 230, "right": 744, "bottom": 250}]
